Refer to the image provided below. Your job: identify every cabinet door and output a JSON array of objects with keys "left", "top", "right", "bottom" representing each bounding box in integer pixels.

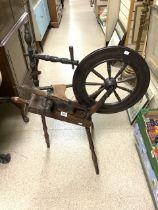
[
  {"left": 0, "top": 0, "right": 14, "bottom": 42},
  {"left": 34, "top": 1, "right": 47, "bottom": 40},
  {"left": 42, "top": 0, "right": 51, "bottom": 25},
  {"left": 5, "top": 30, "right": 28, "bottom": 86},
  {"left": 10, "top": 0, "right": 25, "bottom": 23}
]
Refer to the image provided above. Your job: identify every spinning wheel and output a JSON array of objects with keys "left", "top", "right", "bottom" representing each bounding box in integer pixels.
[
  {"left": 11, "top": 24, "right": 150, "bottom": 174},
  {"left": 73, "top": 46, "right": 150, "bottom": 113}
]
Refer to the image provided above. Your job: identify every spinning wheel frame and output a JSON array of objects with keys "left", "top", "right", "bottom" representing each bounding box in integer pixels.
[{"left": 18, "top": 28, "right": 151, "bottom": 174}]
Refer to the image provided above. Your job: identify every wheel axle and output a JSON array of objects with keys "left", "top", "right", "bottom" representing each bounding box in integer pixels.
[{"left": 104, "top": 77, "right": 117, "bottom": 90}]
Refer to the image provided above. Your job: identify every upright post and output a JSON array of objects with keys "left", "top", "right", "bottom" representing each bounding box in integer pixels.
[{"left": 24, "top": 23, "right": 39, "bottom": 87}]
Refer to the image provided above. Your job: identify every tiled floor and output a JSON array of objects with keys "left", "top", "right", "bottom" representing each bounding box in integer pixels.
[{"left": 0, "top": 0, "right": 155, "bottom": 209}]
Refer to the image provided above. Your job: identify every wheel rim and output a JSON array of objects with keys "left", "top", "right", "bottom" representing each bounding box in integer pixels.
[{"left": 73, "top": 46, "right": 150, "bottom": 113}]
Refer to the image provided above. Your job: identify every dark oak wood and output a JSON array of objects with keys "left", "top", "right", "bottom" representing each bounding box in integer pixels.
[
  {"left": 0, "top": 3, "right": 33, "bottom": 127},
  {"left": 0, "top": 13, "right": 33, "bottom": 98},
  {"left": 0, "top": 5, "right": 29, "bottom": 162},
  {"left": 0, "top": 47, "right": 16, "bottom": 96}
]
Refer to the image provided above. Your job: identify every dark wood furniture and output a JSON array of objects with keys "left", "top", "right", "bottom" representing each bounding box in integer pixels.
[
  {"left": 0, "top": 1, "right": 33, "bottom": 164},
  {"left": 0, "top": 1, "right": 33, "bottom": 100},
  {"left": 0, "top": 70, "right": 11, "bottom": 164},
  {"left": 47, "top": 0, "right": 63, "bottom": 28},
  {"left": 0, "top": 72, "right": 2, "bottom": 86}
]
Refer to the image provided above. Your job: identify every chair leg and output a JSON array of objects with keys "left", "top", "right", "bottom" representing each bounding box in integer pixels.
[
  {"left": 41, "top": 115, "right": 50, "bottom": 148},
  {"left": 85, "top": 126, "right": 99, "bottom": 175}
]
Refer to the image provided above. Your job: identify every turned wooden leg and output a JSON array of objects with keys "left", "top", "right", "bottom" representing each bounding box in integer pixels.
[
  {"left": 41, "top": 115, "right": 50, "bottom": 148},
  {"left": 85, "top": 126, "right": 99, "bottom": 175}
]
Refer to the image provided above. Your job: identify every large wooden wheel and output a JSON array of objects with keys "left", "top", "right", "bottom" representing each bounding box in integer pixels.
[{"left": 73, "top": 46, "right": 150, "bottom": 114}]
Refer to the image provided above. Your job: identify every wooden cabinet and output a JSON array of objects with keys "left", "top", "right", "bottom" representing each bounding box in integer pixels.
[
  {"left": 47, "top": 0, "right": 63, "bottom": 28},
  {"left": 0, "top": 2, "right": 33, "bottom": 99},
  {"left": 10, "top": 0, "right": 25, "bottom": 22},
  {"left": 28, "top": 0, "right": 50, "bottom": 41},
  {"left": 0, "top": 0, "right": 15, "bottom": 41}
]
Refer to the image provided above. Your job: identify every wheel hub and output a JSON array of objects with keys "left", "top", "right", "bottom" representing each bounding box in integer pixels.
[{"left": 104, "top": 78, "right": 117, "bottom": 90}]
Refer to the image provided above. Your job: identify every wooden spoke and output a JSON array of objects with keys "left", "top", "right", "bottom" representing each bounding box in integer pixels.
[
  {"left": 90, "top": 87, "right": 114, "bottom": 114},
  {"left": 114, "top": 64, "right": 127, "bottom": 79},
  {"left": 117, "top": 85, "right": 133, "bottom": 93},
  {"left": 114, "top": 90, "right": 122, "bottom": 102},
  {"left": 66, "top": 84, "right": 73, "bottom": 88},
  {"left": 117, "top": 75, "right": 136, "bottom": 83},
  {"left": 91, "top": 69, "right": 106, "bottom": 81},
  {"left": 85, "top": 82, "right": 104, "bottom": 86},
  {"left": 66, "top": 82, "right": 103, "bottom": 88},
  {"left": 90, "top": 86, "right": 105, "bottom": 99},
  {"left": 107, "top": 61, "right": 111, "bottom": 79}
]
